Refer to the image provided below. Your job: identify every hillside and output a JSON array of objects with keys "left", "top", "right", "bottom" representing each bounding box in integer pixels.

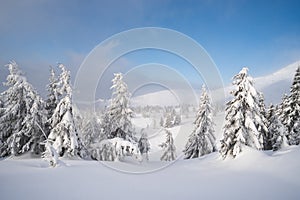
[{"left": 131, "top": 61, "right": 299, "bottom": 106}]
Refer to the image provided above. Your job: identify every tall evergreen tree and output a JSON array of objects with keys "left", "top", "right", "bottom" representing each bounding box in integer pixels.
[
  {"left": 45, "top": 67, "right": 60, "bottom": 135},
  {"left": 102, "top": 73, "right": 134, "bottom": 141},
  {"left": 183, "top": 85, "right": 216, "bottom": 159},
  {"left": 0, "top": 94, "right": 4, "bottom": 119},
  {"left": 0, "top": 62, "right": 46, "bottom": 157},
  {"left": 159, "top": 129, "right": 176, "bottom": 161},
  {"left": 258, "top": 92, "right": 271, "bottom": 150},
  {"left": 278, "top": 94, "right": 289, "bottom": 116},
  {"left": 220, "top": 68, "right": 266, "bottom": 159},
  {"left": 280, "top": 66, "right": 300, "bottom": 144},
  {"left": 47, "top": 64, "right": 81, "bottom": 157},
  {"left": 267, "top": 104, "right": 287, "bottom": 151}
]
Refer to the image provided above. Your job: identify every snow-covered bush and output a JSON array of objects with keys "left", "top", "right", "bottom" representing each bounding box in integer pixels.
[
  {"left": 91, "top": 137, "right": 142, "bottom": 162},
  {"left": 42, "top": 140, "right": 60, "bottom": 167}
]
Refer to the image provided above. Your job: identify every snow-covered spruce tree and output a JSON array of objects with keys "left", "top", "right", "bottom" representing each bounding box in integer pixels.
[
  {"left": 183, "top": 85, "right": 216, "bottom": 159},
  {"left": 0, "top": 94, "right": 3, "bottom": 118},
  {"left": 280, "top": 66, "right": 300, "bottom": 144},
  {"left": 159, "top": 129, "right": 176, "bottom": 161},
  {"left": 160, "top": 117, "right": 164, "bottom": 127},
  {"left": 277, "top": 94, "right": 289, "bottom": 118},
  {"left": 138, "top": 130, "right": 150, "bottom": 161},
  {"left": 163, "top": 111, "right": 173, "bottom": 128},
  {"left": 47, "top": 64, "right": 81, "bottom": 157},
  {"left": 220, "top": 68, "right": 267, "bottom": 159},
  {"left": 0, "top": 94, "right": 4, "bottom": 147},
  {"left": 102, "top": 73, "right": 135, "bottom": 141},
  {"left": 267, "top": 104, "right": 287, "bottom": 151},
  {"left": 163, "top": 107, "right": 181, "bottom": 128},
  {"left": 0, "top": 62, "right": 46, "bottom": 157},
  {"left": 258, "top": 92, "right": 272, "bottom": 150},
  {"left": 45, "top": 67, "right": 60, "bottom": 135},
  {"left": 79, "top": 112, "right": 103, "bottom": 154},
  {"left": 174, "top": 112, "right": 181, "bottom": 126},
  {"left": 289, "top": 120, "right": 300, "bottom": 145}
]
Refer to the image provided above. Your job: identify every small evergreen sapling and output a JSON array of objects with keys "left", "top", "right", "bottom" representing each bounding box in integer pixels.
[
  {"left": 138, "top": 130, "right": 150, "bottom": 161},
  {"left": 159, "top": 129, "right": 176, "bottom": 161}
]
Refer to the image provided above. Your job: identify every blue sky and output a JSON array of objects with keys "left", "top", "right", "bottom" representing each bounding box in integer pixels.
[{"left": 0, "top": 0, "right": 300, "bottom": 97}]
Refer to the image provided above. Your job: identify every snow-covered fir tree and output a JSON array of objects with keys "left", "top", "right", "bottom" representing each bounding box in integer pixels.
[
  {"left": 183, "top": 85, "right": 216, "bottom": 159},
  {"left": 0, "top": 95, "right": 3, "bottom": 146},
  {"left": 278, "top": 94, "right": 289, "bottom": 117},
  {"left": 267, "top": 104, "right": 287, "bottom": 151},
  {"left": 138, "top": 130, "right": 150, "bottom": 161},
  {"left": 0, "top": 62, "right": 46, "bottom": 157},
  {"left": 174, "top": 112, "right": 181, "bottom": 126},
  {"left": 258, "top": 92, "right": 271, "bottom": 150},
  {"left": 289, "top": 120, "right": 300, "bottom": 145},
  {"left": 79, "top": 111, "right": 103, "bottom": 156},
  {"left": 159, "top": 129, "right": 176, "bottom": 161},
  {"left": 163, "top": 107, "right": 180, "bottom": 128},
  {"left": 160, "top": 117, "right": 164, "bottom": 127},
  {"left": 47, "top": 64, "right": 81, "bottom": 157},
  {"left": 45, "top": 67, "right": 60, "bottom": 135},
  {"left": 280, "top": 66, "right": 300, "bottom": 145},
  {"left": 220, "top": 68, "right": 267, "bottom": 159},
  {"left": 163, "top": 111, "right": 173, "bottom": 128},
  {"left": 102, "top": 73, "right": 135, "bottom": 141},
  {"left": 0, "top": 95, "right": 4, "bottom": 120}
]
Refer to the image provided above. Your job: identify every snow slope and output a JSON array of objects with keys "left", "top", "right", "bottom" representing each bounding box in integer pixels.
[
  {"left": 254, "top": 61, "right": 299, "bottom": 104},
  {"left": 1, "top": 146, "right": 300, "bottom": 200},
  {"left": 131, "top": 61, "right": 299, "bottom": 106},
  {"left": 223, "top": 61, "right": 299, "bottom": 104}
]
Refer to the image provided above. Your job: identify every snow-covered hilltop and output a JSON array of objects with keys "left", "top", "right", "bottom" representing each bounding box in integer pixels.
[{"left": 131, "top": 61, "right": 300, "bottom": 106}]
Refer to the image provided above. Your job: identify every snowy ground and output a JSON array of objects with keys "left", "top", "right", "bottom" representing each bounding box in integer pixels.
[
  {"left": 1, "top": 146, "right": 300, "bottom": 200},
  {"left": 1, "top": 112, "right": 300, "bottom": 200}
]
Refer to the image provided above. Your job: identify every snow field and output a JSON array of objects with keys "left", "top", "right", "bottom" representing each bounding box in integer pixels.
[{"left": 1, "top": 146, "right": 300, "bottom": 200}]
